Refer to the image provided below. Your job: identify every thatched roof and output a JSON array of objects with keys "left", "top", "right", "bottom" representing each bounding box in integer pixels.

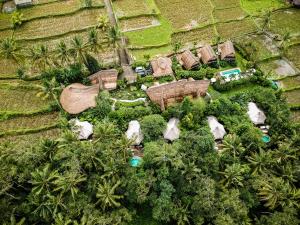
[
  {"left": 218, "top": 41, "right": 235, "bottom": 60},
  {"left": 197, "top": 45, "right": 217, "bottom": 64},
  {"left": 70, "top": 119, "right": 93, "bottom": 140},
  {"left": 207, "top": 116, "right": 226, "bottom": 140},
  {"left": 151, "top": 57, "right": 173, "bottom": 77},
  {"left": 14, "top": 0, "right": 32, "bottom": 6},
  {"left": 126, "top": 120, "right": 143, "bottom": 145},
  {"left": 60, "top": 83, "right": 99, "bottom": 114},
  {"left": 88, "top": 69, "right": 118, "bottom": 90},
  {"left": 146, "top": 79, "right": 210, "bottom": 110},
  {"left": 247, "top": 102, "right": 266, "bottom": 125},
  {"left": 177, "top": 50, "right": 200, "bottom": 70},
  {"left": 164, "top": 118, "right": 180, "bottom": 141}
]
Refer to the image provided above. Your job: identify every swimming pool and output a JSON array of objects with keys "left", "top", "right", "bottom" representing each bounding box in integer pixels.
[
  {"left": 130, "top": 156, "right": 142, "bottom": 167},
  {"left": 220, "top": 68, "right": 241, "bottom": 78}
]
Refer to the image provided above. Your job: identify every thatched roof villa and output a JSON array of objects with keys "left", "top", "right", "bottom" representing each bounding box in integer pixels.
[
  {"left": 146, "top": 79, "right": 210, "bottom": 110},
  {"left": 151, "top": 57, "right": 173, "bottom": 78},
  {"left": 88, "top": 69, "right": 118, "bottom": 91},
  {"left": 60, "top": 83, "right": 100, "bottom": 114},
  {"left": 197, "top": 45, "right": 218, "bottom": 65},
  {"left": 177, "top": 50, "right": 200, "bottom": 70},
  {"left": 218, "top": 40, "right": 236, "bottom": 61}
]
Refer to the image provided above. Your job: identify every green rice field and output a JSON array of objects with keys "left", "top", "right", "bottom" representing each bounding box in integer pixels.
[{"left": 284, "top": 89, "right": 300, "bottom": 105}]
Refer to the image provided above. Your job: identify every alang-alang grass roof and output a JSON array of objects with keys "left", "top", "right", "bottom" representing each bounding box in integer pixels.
[
  {"left": 151, "top": 57, "right": 173, "bottom": 78},
  {"left": 218, "top": 40, "right": 235, "bottom": 61},
  {"left": 60, "top": 83, "right": 100, "bottom": 114},
  {"left": 197, "top": 45, "right": 218, "bottom": 65},
  {"left": 88, "top": 69, "right": 118, "bottom": 91},
  {"left": 177, "top": 50, "right": 200, "bottom": 70}
]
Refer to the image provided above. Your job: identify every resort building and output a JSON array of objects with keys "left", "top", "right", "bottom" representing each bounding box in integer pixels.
[
  {"left": 151, "top": 57, "right": 173, "bottom": 78},
  {"left": 60, "top": 83, "right": 99, "bottom": 114},
  {"left": 88, "top": 69, "right": 118, "bottom": 91},
  {"left": 247, "top": 102, "right": 266, "bottom": 125},
  {"left": 177, "top": 50, "right": 200, "bottom": 70},
  {"left": 207, "top": 116, "right": 226, "bottom": 140},
  {"left": 163, "top": 118, "right": 180, "bottom": 141},
  {"left": 146, "top": 79, "right": 210, "bottom": 111},
  {"left": 218, "top": 40, "right": 236, "bottom": 61},
  {"left": 197, "top": 45, "right": 218, "bottom": 65},
  {"left": 126, "top": 120, "right": 143, "bottom": 145}
]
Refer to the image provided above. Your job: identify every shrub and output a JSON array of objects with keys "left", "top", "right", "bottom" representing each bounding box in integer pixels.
[
  {"left": 84, "top": 54, "right": 101, "bottom": 74},
  {"left": 175, "top": 70, "right": 205, "bottom": 80},
  {"left": 141, "top": 114, "right": 167, "bottom": 142},
  {"left": 219, "top": 60, "right": 228, "bottom": 68}
]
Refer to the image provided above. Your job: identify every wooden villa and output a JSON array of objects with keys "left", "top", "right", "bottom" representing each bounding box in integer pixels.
[
  {"left": 218, "top": 40, "right": 236, "bottom": 61},
  {"left": 14, "top": 0, "right": 32, "bottom": 7},
  {"left": 146, "top": 79, "right": 210, "bottom": 111},
  {"left": 88, "top": 69, "right": 118, "bottom": 91},
  {"left": 197, "top": 45, "right": 218, "bottom": 65},
  {"left": 177, "top": 50, "right": 200, "bottom": 70},
  {"left": 151, "top": 57, "right": 173, "bottom": 78}
]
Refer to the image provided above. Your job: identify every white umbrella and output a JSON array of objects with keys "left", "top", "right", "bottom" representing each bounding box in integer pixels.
[
  {"left": 126, "top": 120, "right": 143, "bottom": 145},
  {"left": 70, "top": 119, "right": 93, "bottom": 140},
  {"left": 207, "top": 116, "right": 226, "bottom": 140},
  {"left": 164, "top": 118, "right": 180, "bottom": 141},
  {"left": 247, "top": 102, "right": 266, "bottom": 125}
]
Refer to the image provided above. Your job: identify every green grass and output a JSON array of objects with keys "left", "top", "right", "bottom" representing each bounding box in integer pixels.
[
  {"left": 279, "top": 75, "right": 300, "bottom": 89},
  {"left": 240, "top": 0, "right": 286, "bottom": 15},
  {"left": 155, "top": 0, "right": 213, "bottom": 30},
  {"left": 0, "top": 88, "right": 50, "bottom": 112},
  {"left": 130, "top": 45, "right": 172, "bottom": 61},
  {"left": 216, "top": 18, "right": 257, "bottom": 40},
  {"left": 270, "top": 9, "right": 300, "bottom": 37},
  {"left": 284, "top": 88, "right": 300, "bottom": 105},
  {"left": 125, "top": 16, "right": 173, "bottom": 47}
]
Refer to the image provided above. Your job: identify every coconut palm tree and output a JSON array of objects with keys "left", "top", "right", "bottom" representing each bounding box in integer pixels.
[
  {"left": 36, "top": 77, "right": 62, "bottom": 109},
  {"left": 107, "top": 26, "right": 121, "bottom": 49},
  {"left": 261, "top": 11, "right": 272, "bottom": 32},
  {"left": 87, "top": 27, "right": 102, "bottom": 53},
  {"left": 279, "top": 31, "right": 292, "bottom": 53},
  {"left": 28, "top": 44, "right": 52, "bottom": 71},
  {"left": 220, "top": 134, "right": 245, "bottom": 159},
  {"left": 246, "top": 148, "right": 273, "bottom": 175},
  {"left": 70, "top": 36, "right": 88, "bottom": 64},
  {"left": 220, "top": 163, "right": 247, "bottom": 188},
  {"left": 0, "top": 37, "right": 21, "bottom": 64},
  {"left": 96, "top": 179, "right": 123, "bottom": 211},
  {"left": 55, "top": 41, "right": 70, "bottom": 66},
  {"left": 97, "top": 15, "right": 110, "bottom": 31},
  {"left": 3, "top": 212, "right": 25, "bottom": 225}
]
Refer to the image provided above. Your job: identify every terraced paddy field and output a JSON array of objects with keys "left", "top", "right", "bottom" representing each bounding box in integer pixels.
[
  {"left": 113, "top": 0, "right": 158, "bottom": 18},
  {"left": 286, "top": 44, "right": 300, "bottom": 70},
  {"left": 284, "top": 89, "right": 300, "bottom": 105},
  {"left": 279, "top": 76, "right": 300, "bottom": 89},
  {"left": 291, "top": 110, "right": 300, "bottom": 123}
]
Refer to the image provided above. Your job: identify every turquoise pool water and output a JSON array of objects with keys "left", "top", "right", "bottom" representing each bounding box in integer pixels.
[
  {"left": 220, "top": 68, "right": 241, "bottom": 78},
  {"left": 262, "top": 135, "right": 271, "bottom": 143},
  {"left": 130, "top": 157, "right": 142, "bottom": 167}
]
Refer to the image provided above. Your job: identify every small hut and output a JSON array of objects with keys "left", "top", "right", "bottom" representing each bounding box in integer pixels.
[
  {"left": 14, "top": 0, "right": 32, "bottom": 7},
  {"left": 218, "top": 40, "right": 235, "bottom": 61},
  {"left": 146, "top": 79, "right": 210, "bottom": 111},
  {"left": 177, "top": 50, "right": 200, "bottom": 70},
  {"left": 247, "top": 102, "right": 266, "bottom": 125},
  {"left": 88, "top": 69, "right": 118, "bottom": 91},
  {"left": 126, "top": 120, "right": 143, "bottom": 145},
  {"left": 207, "top": 116, "right": 226, "bottom": 140},
  {"left": 164, "top": 118, "right": 180, "bottom": 141},
  {"left": 60, "top": 83, "right": 99, "bottom": 114},
  {"left": 151, "top": 57, "right": 173, "bottom": 78},
  {"left": 289, "top": 0, "right": 300, "bottom": 7},
  {"left": 197, "top": 45, "right": 217, "bottom": 65},
  {"left": 70, "top": 119, "right": 93, "bottom": 140}
]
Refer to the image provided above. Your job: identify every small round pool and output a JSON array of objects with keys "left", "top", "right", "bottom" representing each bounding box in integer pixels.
[
  {"left": 262, "top": 135, "right": 271, "bottom": 143},
  {"left": 130, "top": 156, "right": 142, "bottom": 167}
]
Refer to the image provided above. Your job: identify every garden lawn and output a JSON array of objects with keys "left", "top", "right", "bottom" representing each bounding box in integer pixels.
[
  {"left": 216, "top": 18, "right": 257, "bottom": 40},
  {"left": 0, "top": 89, "right": 50, "bottom": 112},
  {"left": 240, "top": 0, "right": 286, "bottom": 15},
  {"left": 125, "top": 16, "right": 172, "bottom": 47},
  {"left": 0, "top": 8, "right": 104, "bottom": 41},
  {"left": 155, "top": 0, "right": 213, "bottom": 30},
  {"left": 0, "top": 112, "right": 59, "bottom": 132},
  {"left": 270, "top": 9, "right": 300, "bottom": 37}
]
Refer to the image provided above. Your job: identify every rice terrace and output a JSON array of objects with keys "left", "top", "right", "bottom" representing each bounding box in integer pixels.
[{"left": 0, "top": 0, "right": 299, "bottom": 224}]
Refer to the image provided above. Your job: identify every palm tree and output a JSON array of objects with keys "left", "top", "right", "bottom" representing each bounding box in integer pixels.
[
  {"left": 97, "top": 15, "right": 110, "bottom": 31},
  {"left": 246, "top": 148, "right": 272, "bottom": 175},
  {"left": 87, "top": 27, "right": 102, "bottom": 53},
  {"left": 0, "top": 37, "right": 21, "bottom": 64},
  {"left": 107, "top": 26, "right": 121, "bottom": 49},
  {"left": 3, "top": 212, "right": 25, "bottom": 225},
  {"left": 40, "top": 139, "right": 58, "bottom": 161},
  {"left": 96, "top": 179, "right": 123, "bottom": 210},
  {"left": 114, "top": 135, "right": 133, "bottom": 162},
  {"left": 70, "top": 36, "right": 88, "bottom": 64},
  {"left": 220, "top": 134, "right": 245, "bottom": 159},
  {"left": 36, "top": 77, "right": 62, "bottom": 109},
  {"left": 279, "top": 31, "right": 291, "bottom": 53},
  {"left": 30, "top": 164, "right": 58, "bottom": 196},
  {"left": 55, "top": 41, "right": 70, "bottom": 66},
  {"left": 261, "top": 11, "right": 272, "bottom": 32},
  {"left": 53, "top": 213, "right": 72, "bottom": 225},
  {"left": 28, "top": 44, "right": 52, "bottom": 71},
  {"left": 220, "top": 163, "right": 247, "bottom": 188}
]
